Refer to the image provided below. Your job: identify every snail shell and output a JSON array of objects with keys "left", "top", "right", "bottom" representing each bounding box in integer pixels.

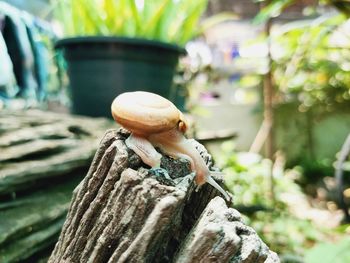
[
  {"left": 111, "top": 91, "right": 231, "bottom": 202},
  {"left": 111, "top": 91, "right": 181, "bottom": 136}
]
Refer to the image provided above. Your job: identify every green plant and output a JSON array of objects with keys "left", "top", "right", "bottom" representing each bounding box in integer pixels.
[
  {"left": 330, "top": 0, "right": 350, "bottom": 17},
  {"left": 271, "top": 14, "right": 350, "bottom": 109},
  {"left": 240, "top": 13, "right": 350, "bottom": 109},
  {"left": 247, "top": 0, "right": 350, "bottom": 109},
  {"left": 217, "top": 142, "right": 302, "bottom": 209},
  {"left": 53, "top": 0, "right": 210, "bottom": 46},
  {"left": 304, "top": 237, "right": 350, "bottom": 263},
  {"left": 253, "top": 0, "right": 350, "bottom": 23},
  {"left": 214, "top": 142, "right": 337, "bottom": 257},
  {"left": 253, "top": 0, "right": 295, "bottom": 24}
]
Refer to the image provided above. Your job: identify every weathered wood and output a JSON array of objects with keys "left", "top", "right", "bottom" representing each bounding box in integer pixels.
[
  {"left": 0, "top": 109, "right": 114, "bottom": 262},
  {"left": 0, "top": 218, "right": 65, "bottom": 263},
  {"left": 0, "top": 109, "right": 113, "bottom": 195},
  {"left": 175, "top": 197, "right": 279, "bottom": 263},
  {"left": 49, "top": 129, "right": 279, "bottom": 263},
  {"left": 0, "top": 178, "right": 80, "bottom": 245},
  {"left": 0, "top": 177, "right": 81, "bottom": 262},
  {"left": 0, "top": 143, "right": 96, "bottom": 194}
]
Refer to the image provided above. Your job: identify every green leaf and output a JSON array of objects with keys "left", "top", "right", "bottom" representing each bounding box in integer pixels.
[
  {"left": 53, "top": 0, "right": 210, "bottom": 45},
  {"left": 169, "top": 0, "right": 209, "bottom": 44},
  {"left": 156, "top": 0, "right": 177, "bottom": 42},
  {"left": 198, "top": 12, "right": 238, "bottom": 35},
  {"left": 253, "top": 0, "right": 294, "bottom": 24},
  {"left": 103, "top": 0, "right": 120, "bottom": 34},
  {"left": 129, "top": 0, "right": 141, "bottom": 35},
  {"left": 142, "top": 0, "right": 172, "bottom": 39},
  {"left": 304, "top": 238, "right": 350, "bottom": 263}
]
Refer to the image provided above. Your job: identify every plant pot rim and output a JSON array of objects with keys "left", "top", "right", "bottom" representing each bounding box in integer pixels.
[{"left": 55, "top": 36, "right": 186, "bottom": 54}]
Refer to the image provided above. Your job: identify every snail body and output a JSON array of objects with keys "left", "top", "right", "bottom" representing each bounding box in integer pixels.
[{"left": 111, "top": 91, "right": 230, "bottom": 201}]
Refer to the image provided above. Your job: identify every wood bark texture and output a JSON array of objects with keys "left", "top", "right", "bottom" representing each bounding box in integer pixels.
[
  {"left": 0, "top": 109, "right": 112, "bottom": 194},
  {"left": 0, "top": 109, "right": 112, "bottom": 262},
  {"left": 49, "top": 129, "right": 280, "bottom": 263}
]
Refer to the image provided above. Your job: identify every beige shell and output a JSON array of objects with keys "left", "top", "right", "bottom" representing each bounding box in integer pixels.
[{"left": 111, "top": 91, "right": 181, "bottom": 135}]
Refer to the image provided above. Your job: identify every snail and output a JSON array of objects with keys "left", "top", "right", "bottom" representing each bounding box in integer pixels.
[{"left": 111, "top": 91, "right": 230, "bottom": 201}]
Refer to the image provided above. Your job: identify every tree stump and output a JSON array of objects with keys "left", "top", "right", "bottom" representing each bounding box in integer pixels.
[{"left": 49, "top": 129, "right": 280, "bottom": 263}]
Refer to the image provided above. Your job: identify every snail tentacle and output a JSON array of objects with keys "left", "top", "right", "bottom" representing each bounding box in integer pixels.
[{"left": 206, "top": 174, "right": 231, "bottom": 202}]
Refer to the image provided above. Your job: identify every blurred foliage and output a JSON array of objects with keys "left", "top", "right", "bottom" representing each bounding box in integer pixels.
[
  {"left": 304, "top": 236, "right": 350, "bottom": 263},
  {"left": 240, "top": 14, "right": 350, "bottom": 110},
  {"left": 296, "top": 157, "right": 334, "bottom": 186},
  {"left": 52, "top": 0, "right": 217, "bottom": 46},
  {"left": 220, "top": 152, "right": 299, "bottom": 209},
  {"left": 250, "top": 213, "right": 323, "bottom": 260},
  {"left": 329, "top": 0, "right": 350, "bottom": 17},
  {"left": 271, "top": 14, "right": 350, "bottom": 110},
  {"left": 217, "top": 142, "right": 348, "bottom": 259},
  {"left": 247, "top": 1, "right": 350, "bottom": 109},
  {"left": 253, "top": 0, "right": 294, "bottom": 24},
  {"left": 254, "top": 0, "right": 350, "bottom": 23}
]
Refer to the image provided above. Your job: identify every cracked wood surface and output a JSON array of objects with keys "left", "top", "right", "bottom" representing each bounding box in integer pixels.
[
  {"left": 49, "top": 129, "right": 279, "bottom": 263},
  {"left": 0, "top": 109, "right": 112, "bottom": 195},
  {"left": 0, "top": 110, "right": 113, "bottom": 262}
]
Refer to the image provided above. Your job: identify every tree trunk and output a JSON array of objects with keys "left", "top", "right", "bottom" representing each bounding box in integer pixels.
[{"left": 49, "top": 129, "right": 280, "bottom": 263}]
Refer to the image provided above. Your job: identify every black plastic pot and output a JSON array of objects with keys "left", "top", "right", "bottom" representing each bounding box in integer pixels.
[{"left": 55, "top": 36, "right": 185, "bottom": 117}]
